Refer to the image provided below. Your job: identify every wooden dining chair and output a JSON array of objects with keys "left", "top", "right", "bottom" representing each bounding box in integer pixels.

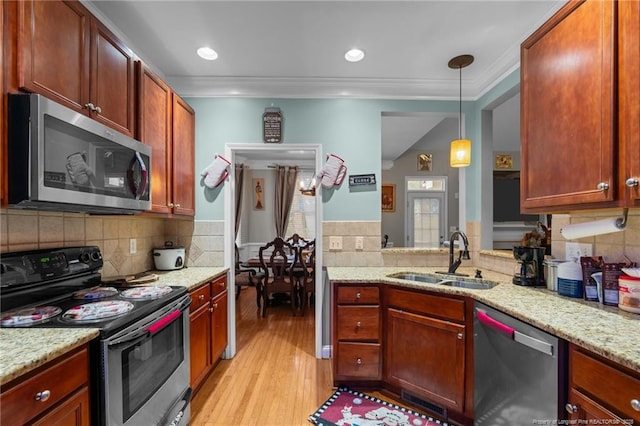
[
  {"left": 285, "top": 233, "right": 309, "bottom": 254},
  {"left": 257, "top": 237, "right": 298, "bottom": 317},
  {"left": 291, "top": 239, "right": 315, "bottom": 316},
  {"left": 235, "top": 244, "right": 263, "bottom": 304}
]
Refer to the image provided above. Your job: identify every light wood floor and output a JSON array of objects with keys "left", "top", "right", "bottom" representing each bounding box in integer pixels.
[{"left": 190, "top": 287, "right": 334, "bottom": 425}]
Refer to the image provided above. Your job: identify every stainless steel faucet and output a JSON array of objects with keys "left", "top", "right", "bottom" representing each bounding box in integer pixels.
[{"left": 447, "top": 230, "right": 471, "bottom": 274}]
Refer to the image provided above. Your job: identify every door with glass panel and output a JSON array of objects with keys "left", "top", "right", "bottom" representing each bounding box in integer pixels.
[{"left": 406, "top": 177, "right": 447, "bottom": 248}]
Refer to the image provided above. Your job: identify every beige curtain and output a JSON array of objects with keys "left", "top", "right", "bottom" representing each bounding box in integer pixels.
[
  {"left": 274, "top": 165, "right": 299, "bottom": 237},
  {"left": 234, "top": 164, "right": 245, "bottom": 235}
]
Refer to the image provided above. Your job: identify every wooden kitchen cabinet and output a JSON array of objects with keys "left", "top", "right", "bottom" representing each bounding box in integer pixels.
[
  {"left": 0, "top": 345, "right": 90, "bottom": 426},
  {"left": 383, "top": 286, "right": 472, "bottom": 423},
  {"left": 137, "top": 62, "right": 195, "bottom": 216},
  {"left": 332, "top": 283, "right": 382, "bottom": 385},
  {"left": 189, "top": 274, "right": 228, "bottom": 395},
  {"left": 521, "top": 0, "right": 640, "bottom": 212},
  {"left": 16, "top": 0, "right": 136, "bottom": 137},
  {"left": 567, "top": 344, "right": 640, "bottom": 423}
]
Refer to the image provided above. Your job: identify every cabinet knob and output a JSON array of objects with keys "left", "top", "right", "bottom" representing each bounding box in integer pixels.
[
  {"left": 35, "top": 390, "right": 51, "bottom": 402},
  {"left": 355, "top": 292, "right": 361, "bottom": 299},
  {"left": 212, "top": 303, "right": 218, "bottom": 309},
  {"left": 626, "top": 178, "right": 639, "bottom": 187},
  {"left": 175, "top": 203, "right": 181, "bottom": 208},
  {"left": 631, "top": 399, "right": 640, "bottom": 412},
  {"left": 596, "top": 182, "right": 609, "bottom": 191},
  {"left": 219, "top": 282, "right": 226, "bottom": 289},
  {"left": 565, "top": 403, "right": 578, "bottom": 414},
  {"left": 198, "top": 294, "right": 205, "bottom": 301},
  {"left": 168, "top": 202, "right": 175, "bottom": 208},
  {"left": 356, "top": 358, "right": 362, "bottom": 365},
  {"left": 84, "top": 102, "right": 95, "bottom": 111},
  {"left": 457, "top": 333, "right": 463, "bottom": 340},
  {"left": 94, "top": 105, "right": 102, "bottom": 114},
  {"left": 209, "top": 307, "right": 213, "bottom": 313},
  {"left": 355, "top": 321, "right": 362, "bottom": 328}
]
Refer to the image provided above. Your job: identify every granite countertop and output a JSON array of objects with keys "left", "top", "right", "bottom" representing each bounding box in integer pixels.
[
  {"left": 0, "top": 267, "right": 229, "bottom": 387},
  {"left": 327, "top": 266, "right": 640, "bottom": 373}
]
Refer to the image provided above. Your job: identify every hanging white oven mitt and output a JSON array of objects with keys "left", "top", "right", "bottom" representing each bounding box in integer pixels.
[
  {"left": 201, "top": 154, "right": 231, "bottom": 188},
  {"left": 317, "top": 153, "right": 347, "bottom": 188}
]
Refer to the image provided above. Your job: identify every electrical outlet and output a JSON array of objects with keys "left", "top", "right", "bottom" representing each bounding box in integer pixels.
[
  {"left": 329, "top": 236, "right": 343, "bottom": 251},
  {"left": 129, "top": 238, "right": 137, "bottom": 254},
  {"left": 566, "top": 242, "right": 592, "bottom": 260},
  {"left": 355, "top": 236, "right": 364, "bottom": 250}
]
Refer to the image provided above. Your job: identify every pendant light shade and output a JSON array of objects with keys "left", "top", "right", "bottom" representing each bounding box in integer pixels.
[
  {"left": 450, "top": 138, "right": 471, "bottom": 167},
  {"left": 448, "top": 54, "right": 474, "bottom": 168}
]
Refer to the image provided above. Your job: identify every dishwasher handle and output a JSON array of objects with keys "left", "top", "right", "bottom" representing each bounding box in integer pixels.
[{"left": 476, "top": 308, "right": 554, "bottom": 356}]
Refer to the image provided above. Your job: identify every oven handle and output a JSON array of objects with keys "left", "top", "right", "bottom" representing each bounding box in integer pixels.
[
  {"left": 160, "top": 387, "right": 192, "bottom": 426},
  {"left": 107, "top": 295, "right": 191, "bottom": 348}
]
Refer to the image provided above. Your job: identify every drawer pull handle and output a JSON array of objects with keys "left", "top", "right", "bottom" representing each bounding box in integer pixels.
[
  {"left": 631, "top": 399, "right": 640, "bottom": 412},
  {"left": 597, "top": 182, "right": 609, "bottom": 191},
  {"left": 356, "top": 358, "right": 362, "bottom": 365},
  {"left": 212, "top": 303, "right": 218, "bottom": 309},
  {"left": 355, "top": 292, "right": 361, "bottom": 299},
  {"left": 35, "top": 390, "right": 51, "bottom": 402},
  {"left": 198, "top": 295, "right": 205, "bottom": 301},
  {"left": 565, "top": 403, "right": 578, "bottom": 414},
  {"left": 219, "top": 282, "right": 226, "bottom": 288},
  {"left": 356, "top": 321, "right": 362, "bottom": 328}
]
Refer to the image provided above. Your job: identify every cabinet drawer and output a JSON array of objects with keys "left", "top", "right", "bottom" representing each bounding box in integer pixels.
[
  {"left": 1, "top": 347, "right": 88, "bottom": 426},
  {"left": 190, "top": 283, "right": 211, "bottom": 311},
  {"left": 336, "top": 342, "right": 381, "bottom": 378},
  {"left": 571, "top": 347, "right": 640, "bottom": 422},
  {"left": 337, "top": 285, "right": 379, "bottom": 304},
  {"left": 337, "top": 306, "right": 380, "bottom": 340},
  {"left": 211, "top": 276, "right": 227, "bottom": 297},
  {"left": 386, "top": 287, "right": 465, "bottom": 322}
]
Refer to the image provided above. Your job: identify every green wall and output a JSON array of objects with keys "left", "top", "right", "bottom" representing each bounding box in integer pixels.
[{"left": 188, "top": 70, "right": 519, "bottom": 222}]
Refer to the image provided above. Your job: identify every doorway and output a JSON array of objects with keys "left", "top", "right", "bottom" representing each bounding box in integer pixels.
[{"left": 223, "top": 143, "right": 324, "bottom": 359}]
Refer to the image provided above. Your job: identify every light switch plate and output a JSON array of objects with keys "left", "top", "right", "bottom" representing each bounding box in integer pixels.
[
  {"left": 329, "top": 236, "right": 343, "bottom": 251},
  {"left": 129, "top": 238, "right": 137, "bottom": 254},
  {"left": 566, "top": 242, "right": 592, "bottom": 260},
  {"left": 355, "top": 236, "right": 364, "bottom": 250}
]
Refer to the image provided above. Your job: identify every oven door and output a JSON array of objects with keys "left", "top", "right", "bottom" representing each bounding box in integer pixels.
[{"left": 102, "top": 295, "right": 191, "bottom": 426}]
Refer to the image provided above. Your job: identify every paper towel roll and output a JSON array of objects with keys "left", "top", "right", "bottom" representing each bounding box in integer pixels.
[{"left": 560, "top": 218, "right": 624, "bottom": 240}]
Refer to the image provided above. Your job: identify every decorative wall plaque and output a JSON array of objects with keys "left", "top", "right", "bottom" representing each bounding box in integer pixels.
[
  {"left": 348, "top": 174, "right": 376, "bottom": 186},
  {"left": 263, "top": 107, "right": 282, "bottom": 143}
]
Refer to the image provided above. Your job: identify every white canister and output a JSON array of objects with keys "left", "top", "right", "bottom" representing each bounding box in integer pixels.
[
  {"left": 618, "top": 275, "right": 640, "bottom": 314},
  {"left": 544, "top": 260, "right": 566, "bottom": 292},
  {"left": 557, "top": 260, "right": 583, "bottom": 298}
]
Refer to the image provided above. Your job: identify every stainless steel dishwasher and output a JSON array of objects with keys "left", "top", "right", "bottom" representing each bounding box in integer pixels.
[{"left": 474, "top": 301, "right": 567, "bottom": 425}]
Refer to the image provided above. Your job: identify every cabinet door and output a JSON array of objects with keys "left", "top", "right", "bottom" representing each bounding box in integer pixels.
[
  {"left": 171, "top": 93, "right": 195, "bottom": 216},
  {"left": 31, "top": 387, "right": 90, "bottom": 426},
  {"left": 567, "top": 388, "right": 626, "bottom": 423},
  {"left": 521, "top": 0, "right": 616, "bottom": 211},
  {"left": 619, "top": 0, "right": 640, "bottom": 205},
  {"left": 211, "top": 290, "right": 228, "bottom": 362},
  {"left": 89, "top": 18, "right": 135, "bottom": 137},
  {"left": 385, "top": 308, "right": 466, "bottom": 412},
  {"left": 189, "top": 302, "right": 212, "bottom": 392},
  {"left": 18, "top": 0, "right": 90, "bottom": 112},
  {"left": 137, "top": 63, "right": 173, "bottom": 214}
]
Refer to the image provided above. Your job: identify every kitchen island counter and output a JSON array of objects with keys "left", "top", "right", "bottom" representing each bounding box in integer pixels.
[{"left": 328, "top": 266, "right": 640, "bottom": 373}]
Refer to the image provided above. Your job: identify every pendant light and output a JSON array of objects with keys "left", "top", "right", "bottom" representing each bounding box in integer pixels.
[{"left": 448, "top": 54, "right": 474, "bottom": 167}]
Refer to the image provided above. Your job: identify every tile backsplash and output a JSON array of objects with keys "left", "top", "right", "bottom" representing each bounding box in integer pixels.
[{"left": 0, "top": 209, "right": 225, "bottom": 278}]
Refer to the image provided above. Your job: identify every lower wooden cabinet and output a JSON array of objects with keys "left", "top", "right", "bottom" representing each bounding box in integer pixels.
[
  {"left": 0, "top": 345, "right": 90, "bottom": 426},
  {"left": 189, "top": 274, "right": 229, "bottom": 395},
  {"left": 567, "top": 344, "right": 640, "bottom": 423}
]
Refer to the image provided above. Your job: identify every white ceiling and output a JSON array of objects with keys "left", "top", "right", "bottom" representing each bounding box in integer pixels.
[{"left": 84, "top": 0, "right": 562, "bottom": 161}]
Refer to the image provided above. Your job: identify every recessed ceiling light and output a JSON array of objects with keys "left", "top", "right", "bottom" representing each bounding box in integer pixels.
[
  {"left": 344, "top": 48, "right": 365, "bottom": 63},
  {"left": 197, "top": 47, "right": 218, "bottom": 61}
]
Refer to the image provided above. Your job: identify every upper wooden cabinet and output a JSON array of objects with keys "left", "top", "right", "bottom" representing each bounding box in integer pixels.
[
  {"left": 136, "top": 62, "right": 195, "bottom": 216},
  {"left": 618, "top": 0, "right": 640, "bottom": 206},
  {"left": 17, "top": 0, "right": 135, "bottom": 137},
  {"left": 521, "top": 0, "right": 617, "bottom": 212}
]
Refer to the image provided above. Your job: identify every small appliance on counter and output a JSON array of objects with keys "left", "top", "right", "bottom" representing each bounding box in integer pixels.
[
  {"left": 153, "top": 241, "right": 185, "bottom": 270},
  {"left": 513, "top": 246, "right": 546, "bottom": 286}
]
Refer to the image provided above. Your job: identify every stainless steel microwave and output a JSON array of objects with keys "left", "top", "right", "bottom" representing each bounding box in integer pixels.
[{"left": 8, "top": 94, "right": 151, "bottom": 214}]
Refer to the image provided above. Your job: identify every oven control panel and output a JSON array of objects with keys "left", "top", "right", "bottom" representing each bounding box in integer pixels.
[{"left": 0, "top": 246, "right": 103, "bottom": 287}]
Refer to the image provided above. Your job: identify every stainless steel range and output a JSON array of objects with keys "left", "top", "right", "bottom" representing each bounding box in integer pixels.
[{"left": 0, "top": 246, "right": 191, "bottom": 426}]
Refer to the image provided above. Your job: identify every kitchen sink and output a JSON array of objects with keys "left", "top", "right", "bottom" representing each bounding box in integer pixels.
[{"left": 387, "top": 272, "right": 496, "bottom": 290}]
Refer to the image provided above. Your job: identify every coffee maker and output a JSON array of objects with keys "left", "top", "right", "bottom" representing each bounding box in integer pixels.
[{"left": 512, "top": 246, "right": 546, "bottom": 286}]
